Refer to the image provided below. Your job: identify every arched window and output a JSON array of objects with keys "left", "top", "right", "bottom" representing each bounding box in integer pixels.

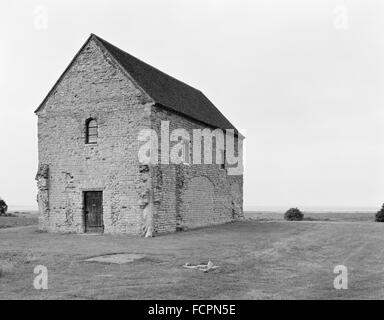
[{"left": 86, "top": 118, "right": 98, "bottom": 144}]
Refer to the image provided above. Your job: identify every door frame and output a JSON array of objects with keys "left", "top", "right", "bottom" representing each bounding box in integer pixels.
[{"left": 82, "top": 189, "right": 104, "bottom": 233}]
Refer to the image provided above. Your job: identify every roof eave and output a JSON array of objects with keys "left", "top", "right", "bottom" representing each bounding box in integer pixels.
[{"left": 154, "top": 102, "right": 244, "bottom": 138}]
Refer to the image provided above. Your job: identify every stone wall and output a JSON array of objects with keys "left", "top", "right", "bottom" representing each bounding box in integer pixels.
[
  {"left": 149, "top": 106, "right": 244, "bottom": 234},
  {"left": 36, "top": 38, "right": 153, "bottom": 234}
]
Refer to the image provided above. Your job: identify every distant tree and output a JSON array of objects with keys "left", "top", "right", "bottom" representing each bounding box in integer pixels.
[
  {"left": 284, "top": 207, "right": 304, "bottom": 221},
  {"left": 375, "top": 204, "right": 384, "bottom": 222},
  {"left": 0, "top": 199, "right": 8, "bottom": 216}
]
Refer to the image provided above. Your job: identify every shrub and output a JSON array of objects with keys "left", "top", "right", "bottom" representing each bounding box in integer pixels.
[
  {"left": 375, "top": 204, "right": 384, "bottom": 222},
  {"left": 0, "top": 199, "right": 8, "bottom": 216},
  {"left": 284, "top": 207, "right": 304, "bottom": 221}
]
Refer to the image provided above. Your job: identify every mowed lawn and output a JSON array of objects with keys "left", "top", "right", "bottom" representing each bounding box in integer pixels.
[{"left": 1, "top": 214, "right": 384, "bottom": 299}]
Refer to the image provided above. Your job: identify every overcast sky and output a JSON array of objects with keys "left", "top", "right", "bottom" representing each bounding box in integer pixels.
[{"left": 0, "top": 0, "right": 383, "bottom": 209}]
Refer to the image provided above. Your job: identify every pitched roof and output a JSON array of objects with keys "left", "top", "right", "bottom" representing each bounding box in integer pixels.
[{"left": 36, "top": 34, "right": 240, "bottom": 133}]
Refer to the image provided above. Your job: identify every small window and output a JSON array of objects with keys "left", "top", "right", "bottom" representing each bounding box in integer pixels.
[
  {"left": 220, "top": 150, "right": 226, "bottom": 170},
  {"left": 182, "top": 139, "right": 191, "bottom": 164},
  {"left": 86, "top": 119, "right": 98, "bottom": 144}
]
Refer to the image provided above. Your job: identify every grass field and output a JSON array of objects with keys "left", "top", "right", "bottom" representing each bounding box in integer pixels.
[
  {"left": 245, "top": 210, "right": 376, "bottom": 222},
  {"left": 0, "top": 211, "right": 38, "bottom": 229},
  {"left": 0, "top": 211, "right": 383, "bottom": 299}
]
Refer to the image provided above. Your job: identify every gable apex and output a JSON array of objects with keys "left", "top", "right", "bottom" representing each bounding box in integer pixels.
[
  {"left": 35, "top": 34, "right": 94, "bottom": 114},
  {"left": 35, "top": 34, "right": 241, "bottom": 136}
]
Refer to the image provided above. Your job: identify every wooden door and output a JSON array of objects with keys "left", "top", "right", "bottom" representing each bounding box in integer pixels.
[{"left": 84, "top": 191, "right": 103, "bottom": 233}]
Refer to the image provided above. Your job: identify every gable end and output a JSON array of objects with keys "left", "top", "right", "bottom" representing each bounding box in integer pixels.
[{"left": 34, "top": 34, "right": 152, "bottom": 114}]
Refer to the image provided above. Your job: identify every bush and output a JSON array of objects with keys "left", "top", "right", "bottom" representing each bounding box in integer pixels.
[
  {"left": 375, "top": 204, "right": 384, "bottom": 222},
  {"left": 284, "top": 207, "right": 304, "bottom": 221},
  {"left": 0, "top": 199, "right": 8, "bottom": 216}
]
